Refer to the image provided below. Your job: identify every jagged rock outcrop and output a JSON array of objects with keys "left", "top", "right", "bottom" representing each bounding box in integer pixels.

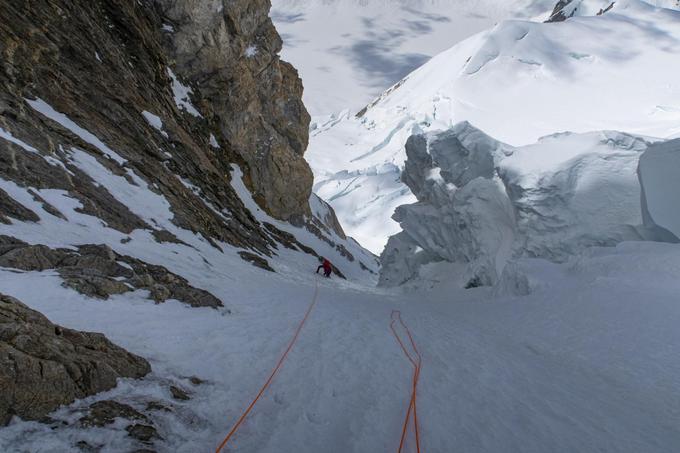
[
  {"left": 0, "top": 0, "right": 374, "bottom": 437},
  {"left": 546, "top": 0, "right": 616, "bottom": 22},
  {"left": 0, "top": 294, "right": 151, "bottom": 426},
  {"left": 156, "top": 0, "right": 313, "bottom": 222},
  {"left": 0, "top": 0, "right": 316, "bottom": 260},
  {"left": 80, "top": 400, "right": 161, "bottom": 445},
  {"left": 0, "top": 0, "right": 366, "bottom": 275},
  {"left": 380, "top": 123, "right": 650, "bottom": 287},
  {"left": 0, "top": 237, "right": 223, "bottom": 307}
]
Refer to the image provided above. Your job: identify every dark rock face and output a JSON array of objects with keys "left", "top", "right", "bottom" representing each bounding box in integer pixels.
[
  {"left": 0, "top": 294, "right": 151, "bottom": 426},
  {"left": 157, "top": 0, "right": 313, "bottom": 221},
  {"left": 0, "top": 238, "right": 223, "bottom": 308},
  {"left": 546, "top": 0, "right": 576, "bottom": 22},
  {"left": 80, "top": 400, "right": 149, "bottom": 428},
  {"left": 546, "top": 0, "right": 615, "bottom": 22},
  {"left": 0, "top": 0, "right": 370, "bottom": 277},
  {"left": 238, "top": 251, "right": 275, "bottom": 272},
  {"left": 0, "top": 0, "right": 301, "bottom": 256}
]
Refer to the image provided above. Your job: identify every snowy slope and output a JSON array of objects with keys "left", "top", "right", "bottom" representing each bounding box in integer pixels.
[
  {"left": 3, "top": 238, "right": 680, "bottom": 451},
  {"left": 306, "top": 0, "right": 680, "bottom": 253},
  {"left": 271, "top": 0, "right": 557, "bottom": 116},
  {"left": 0, "top": 135, "right": 376, "bottom": 286}
]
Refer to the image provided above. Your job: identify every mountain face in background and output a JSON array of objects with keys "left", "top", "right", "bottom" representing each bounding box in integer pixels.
[
  {"left": 0, "top": 0, "right": 375, "bottom": 428},
  {"left": 379, "top": 124, "right": 667, "bottom": 288},
  {"left": 271, "top": 0, "right": 558, "bottom": 116},
  {"left": 304, "top": 0, "right": 680, "bottom": 254}
]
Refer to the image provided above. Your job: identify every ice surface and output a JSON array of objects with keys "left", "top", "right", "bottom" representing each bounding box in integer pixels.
[
  {"left": 141, "top": 111, "right": 169, "bottom": 138},
  {"left": 3, "top": 238, "right": 680, "bottom": 451},
  {"left": 638, "top": 138, "right": 680, "bottom": 242},
  {"left": 209, "top": 133, "right": 220, "bottom": 149},
  {"left": 380, "top": 123, "right": 655, "bottom": 286},
  {"left": 244, "top": 45, "right": 258, "bottom": 58},
  {"left": 0, "top": 126, "right": 40, "bottom": 154}
]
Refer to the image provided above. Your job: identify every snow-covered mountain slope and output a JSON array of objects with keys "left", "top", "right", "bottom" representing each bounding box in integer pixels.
[
  {"left": 3, "top": 238, "right": 680, "bottom": 452},
  {"left": 379, "top": 122, "right": 661, "bottom": 287},
  {"left": 306, "top": 0, "right": 680, "bottom": 253},
  {"left": 271, "top": 0, "right": 557, "bottom": 116}
]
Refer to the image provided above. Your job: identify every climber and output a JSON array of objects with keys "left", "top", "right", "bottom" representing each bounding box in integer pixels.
[{"left": 316, "top": 256, "right": 332, "bottom": 278}]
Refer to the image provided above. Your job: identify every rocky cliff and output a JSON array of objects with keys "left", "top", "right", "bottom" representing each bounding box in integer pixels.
[
  {"left": 157, "top": 0, "right": 313, "bottom": 221},
  {"left": 0, "top": 0, "right": 374, "bottom": 429},
  {"left": 1, "top": 0, "right": 313, "bottom": 249}
]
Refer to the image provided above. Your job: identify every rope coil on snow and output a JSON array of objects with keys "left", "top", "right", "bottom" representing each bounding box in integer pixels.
[{"left": 215, "top": 280, "right": 320, "bottom": 452}]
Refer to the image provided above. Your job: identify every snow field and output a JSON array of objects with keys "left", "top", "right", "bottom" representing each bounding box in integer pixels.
[{"left": 3, "top": 241, "right": 680, "bottom": 452}]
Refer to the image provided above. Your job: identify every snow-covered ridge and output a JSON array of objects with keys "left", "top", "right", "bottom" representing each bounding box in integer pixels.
[{"left": 306, "top": 0, "right": 680, "bottom": 253}]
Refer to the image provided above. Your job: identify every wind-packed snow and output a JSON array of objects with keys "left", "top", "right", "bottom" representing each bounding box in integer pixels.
[
  {"left": 167, "top": 68, "right": 202, "bottom": 117},
  {"left": 141, "top": 111, "right": 169, "bottom": 138},
  {"left": 380, "top": 123, "right": 657, "bottom": 287},
  {"left": 306, "top": 0, "right": 680, "bottom": 253},
  {"left": 5, "top": 114, "right": 678, "bottom": 453},
  {"left": 638, "top": 138, "right": 680, "bottom": 242}
]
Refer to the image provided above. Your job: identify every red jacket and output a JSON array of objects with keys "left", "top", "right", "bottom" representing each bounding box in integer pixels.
[{"left": 322, "top": 259, "right": 332, "bottom": 271}]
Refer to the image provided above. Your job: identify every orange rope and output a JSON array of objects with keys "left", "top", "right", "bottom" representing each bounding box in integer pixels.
[
  {"left": 215, "top": 281, "right": 320, "bottom": 453},
  {"left": 390, "top": 310, "right": 423, "bottom": 453}
]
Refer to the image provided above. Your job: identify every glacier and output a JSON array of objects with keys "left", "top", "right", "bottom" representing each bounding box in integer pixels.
[{"left": 380, "top": 122, "right": 663, "bottom": 287}]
